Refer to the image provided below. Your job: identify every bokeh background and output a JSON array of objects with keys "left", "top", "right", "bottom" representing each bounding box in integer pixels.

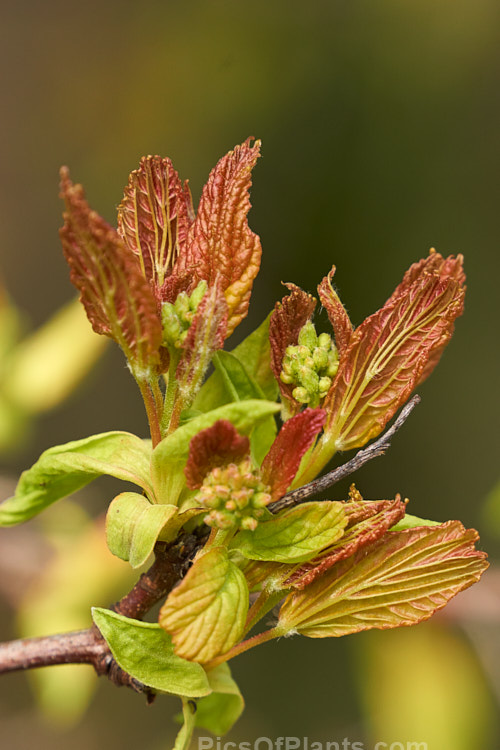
[{"left": 1, "top": 1, "right": 499, "bottom": 748}]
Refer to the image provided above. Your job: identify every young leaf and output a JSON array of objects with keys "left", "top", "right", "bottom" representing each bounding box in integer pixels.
[
  {"left": 317, "top": 266, "right": 353, "bottom": 353},
  {"left": 231, "top": 501, "right": 347, "bottom": 563},
  {"left": 0, "top": 432, "right": 154, "bottom": 526},
  {"left": 278, "top": 521, "right": 488, "bottom": 637},
  {"left": 284, "top": 497, "right": 407, "bottom": 589},
  {"left": 117, "top": 155, "right": 194, "bottom": 292},
  {"left": 269, "top": 284, "right": 317, "bottom": 416},
  {"left": 178, "top": 139, "right": 262, "bottom": 336},
  {"left": 323, "top": 252, "right": 465, "bottom": 451},
  {"left": 260, "top": 408, "right": 325, "bottom": 499},
  {"left": 175, "top": 281, "right": 228, "bottom": 409},
  {"left": 193, "top": 664, "right": 245, "bottom": 735},
  {"left": 92, "top": 608, "right": 210, "bottom": 697},
  {"left": 106, "top": 492, "right": 178, "bottom": 568},
  {"left": 184, "top": 420, "right": 250, "bottom": 489},
  {"left": 232, "top": 312, "right": 278, "bottom": 400},
  {"left": 59, "top": 169, "right": 162, "bottom": 376},
  {"left": 159, "top": 547, "right": 249, "bottom": 663},
  {"left": 151, "top": 400, "right": 280, "bottom": 504}
]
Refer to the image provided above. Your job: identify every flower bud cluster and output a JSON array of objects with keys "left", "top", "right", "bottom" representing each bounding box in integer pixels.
[
  {"left": 197, "top": 458, "right": 272, "bottom": 530},
  {"left": 280, "top": 321, "right": 339, "bottom": 407},
  {"left": 161, "top": 280, "right": 207, "bottom": 349}
]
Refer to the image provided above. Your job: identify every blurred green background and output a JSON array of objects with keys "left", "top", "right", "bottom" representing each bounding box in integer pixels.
[{"left": 0, "top": 1, "right": 499, "bottom": 748}]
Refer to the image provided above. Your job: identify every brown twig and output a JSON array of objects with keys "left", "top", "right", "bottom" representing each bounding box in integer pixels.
[{"left": 269, "top": 395, "right": 420, "bottom": 513}]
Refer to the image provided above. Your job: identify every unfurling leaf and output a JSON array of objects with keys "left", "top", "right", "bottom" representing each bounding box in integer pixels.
[
  {"left": 159, "top": 547, "right": 248, "bottom": 663},
  {"left": 106, "top": 492, "right": 178, "bottom": 568},
  {"left": 317, "top": 266, "right": 353, "bottom": 353},
  {"left": 184, "top": 420, "right": 250, "bottom": 490},
  {"left": 284, "top": 497, "right": 406, "bottom": 588},
  {"left": 59, "top": 169, "right": 162, "bottom": 376},
  {"left": 260, "top": 408, "right": 325, "bottom": 499},
  {"left": 92, "top": 608, "right": 210, "bottom": 696},
  {"left": 278, "top": 521, "right": 488, "bottom": 637},
  {"left": 269, "top": 284, "right": 317, "bottom": 416},
  {"left": 231, "top": 501, "right": 347, "bottom": 563},
  {"left": 0, "top": 432, "right": 153, "bottom": 526},
  {"left": 178, "top": 139, "right": 262, "bottom": 336},
  {"left": 175, "top": 281, "right": 228, "bottom": 408},
  {"left": 323, "top": 251, "right": 465, "bottom": 450},
  {"left": 117, "top": 155, "right": 194, "bottom": 292}
]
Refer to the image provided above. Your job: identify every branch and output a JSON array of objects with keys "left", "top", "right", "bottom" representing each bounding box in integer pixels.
[
  {"left": 0, "top": 527, "right": 208, "bottom": 698},
  {"left": 269, "top": 395, "right": 420, "bottom": 513}
]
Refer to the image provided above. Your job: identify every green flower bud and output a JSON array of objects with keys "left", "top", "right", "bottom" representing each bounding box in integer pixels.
[
  {"left": 161, "top": 281, "right": 208, "bottom": 349},
  {"left": 298, "top": 320, "right": 318, "bottom": 349},
  {"left": 279, "top": 320, "right": 339, "bottom": 407},
  {"left": 318, "top": 376, "right": 332, "bottom": 398},
  {"left": 292, "top": 386, "right": 310, "bottom": 404}
]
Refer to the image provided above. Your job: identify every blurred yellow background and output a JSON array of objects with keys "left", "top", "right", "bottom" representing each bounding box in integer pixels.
[{"left": 0, "top": 1, "right": 499, "bottom": 748}]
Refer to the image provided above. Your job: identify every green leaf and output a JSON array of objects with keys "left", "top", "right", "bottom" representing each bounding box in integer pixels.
[
  {"left": 278, "top": 521, "right": 488, "bottom": 637},
  {"left": 232, "top": 313, "right": 278, "bottom": 400},
  {"left": 151, "top": 400, "right": 280, "bottom": 505},
  {"left": 195, "top": 314, "right": 277, "bottom": 413},
  {"left": 0, "top": 432, "right": 154, "bottom": 526},
  {"left": 106, "top": 493, "right": 178, "bottom": 568},
  {"left": 91, "top": 608, "right": 210, "bottom": 697},
  {"left": 159, "top": 547, "right": 249, "bottom": 663},
  {"left": 391, "top": 513, "right": 441, "bottom": 531},
  {"left": 194, "top": 664, "right": 245, "bottom": 735},
  {"left": 231, "top": 501, "right": 347, "bottom": 563}
]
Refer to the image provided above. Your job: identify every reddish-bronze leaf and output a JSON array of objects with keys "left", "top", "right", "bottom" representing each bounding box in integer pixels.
[
  {"left": 261, "top": 408, "right": 326, "bottom": 500},
  {"left": 279, "top": 521, "right": 488, "bottom": 637},
  {"left": 317, "top": 266, "right": 353, "bottom": 353},
  {"left": 269, "top": 284, "right": 317, "bottom": 415},
  {"left": 175, "top": 280, "right": 228, "bottom": 408},
  {"left": 386, "top": 248, "right": 466, "bottom": 305},
  {"left": 178, "top": 139, "right": 262, "bottom": 336},
  {"left": 284, "top": 497, "right": 406, "bottom": 588},
  {"left": 323, "top": 256, "right": 465, "bottom": 450},
  {"left": 185, "top": 420, "right": 250, "bottom": 489},
  {"left": 59, "top": 168, "right": 162, "bottom": 375},
  {"left": 117, "top": 156, "right": 194, "bottom": 295},
  {"left": 384, "top": 249, "right": 466, "bottom": 385}
]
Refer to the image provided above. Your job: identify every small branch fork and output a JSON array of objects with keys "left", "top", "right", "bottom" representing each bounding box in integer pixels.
[{"left": 0, "top": 397, "right": 419, "bottom": 694}]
